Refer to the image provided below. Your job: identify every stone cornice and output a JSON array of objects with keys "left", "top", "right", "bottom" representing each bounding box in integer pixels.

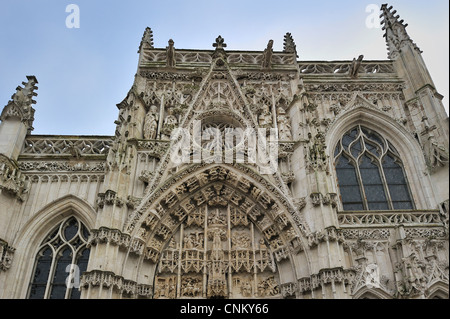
[{"left": 80, "top": 269, "right": 153, "bottom": 298}]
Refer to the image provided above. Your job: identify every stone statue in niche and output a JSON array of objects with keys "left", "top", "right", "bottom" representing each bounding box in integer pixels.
[
  {"left": 143, "top": 105, "right": 159, "bottom": 140},
  {"left": 258, "top": 276, "right": 280, "bottom": 297},
  {"left": 298, "top": 79, "right": 316, "bottom": 112},
  {"left": 211, "top": 228, "right": 224, "bottom": 252},
  {"left": 231, "top": 233, "right": 251, "bottom": 249},
  {"left": 277, "top": 107, "right": 292, "bottom": 140},
  {"left": 308, "top": 131, "right": 328, "bottom": 171},
  {"left": 183, "top": 232, "right": 204, "bottom": 249},
  {"left": 161, "top": 106, "right": 178, "bottom": 139},
  {"left": 258, "top": 104, "right": 273, "bottom": 129},
  {"left": 154, "top": 276, "right": 176, "bottom": 299},
  {"left": 208, "top": 208, "right": 226, "bottom": 226},
  {"left": 241, "top": 279, "right": 252, "bottom": 297},
  {"left": 181, "top": 277, "right": 202, "bottom": 297}
]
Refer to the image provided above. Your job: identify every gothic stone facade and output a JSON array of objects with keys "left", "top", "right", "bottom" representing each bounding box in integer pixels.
[{"left": 0, "top": 4, "right": 448, "bottom": 299}]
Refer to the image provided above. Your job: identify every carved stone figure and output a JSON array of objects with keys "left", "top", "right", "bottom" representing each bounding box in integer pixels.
[
  {"left": 261, "top": 40, "right": 273, "bottom": 69},
  {"left": 184, "top": 232, "right": 204, "bottom": 250},
  {"left": 298, "top": 79, "right": 315, "bottom": 111},
  {"left": 277, "top": 107, "right": 292, "bottom": 140},
  {"left": 258, "top": 104, "right": 273, "bottom": 128},
  {"left": 231, "top": 233, "right": 251, "bottom": 249},
  {"left": 349, "top": 55, "right": 364, "bottom": 78},
  {"left": 154, "top": 276, "right": 176, "bottom": 299},
  {"left": 181, "top": 277, "right": 202, "bottom": 297},
  {"left": 143, "top": 105, "right": 158, "bottom": 139},
  {"left": 307, "top": 131, "right": 328, "bottom": 171},
  {"left": 240, "top": 279, "right": 252, "bottom": 297},
  {"left": 258, "top": 276, "right": 280, "bottom": 297},
  {"left": 166, "top": 39, "right": 176, "bottom": 68},
  {"left": 160, "top": 107, "right": 178, "bottom": 139}
]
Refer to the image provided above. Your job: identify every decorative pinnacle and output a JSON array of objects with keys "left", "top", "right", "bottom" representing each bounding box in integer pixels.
[
  {"left": 138, "top": 27, "right": 154, "bottom": 53},
  {"left": 380, "top": 4, "right": 407, "bottom": 33},
  {"left": 283, "top": 32, "right": 298, "bottom": 57},
  {"left": 213, "top": 36, "right": 227, "bottom": 50},
  {"left": 12, "top": 76, "right": 39, "bottom": 106},
  {"left": 379, "top": 4, "right": 421, "bottom": 59},
  {"left": 1, "top": 75, "right": 38, "bottom": 131}
]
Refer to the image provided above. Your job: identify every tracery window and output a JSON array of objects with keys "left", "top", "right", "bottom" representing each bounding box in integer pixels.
[
  {"left": 27, "top": 216, "right": 90, "bottom": 299},
  {"left": 334, "top": 125, "right": 414, "bottom": 211}
]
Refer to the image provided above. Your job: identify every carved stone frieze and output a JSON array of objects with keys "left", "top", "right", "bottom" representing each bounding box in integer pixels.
[
  {"left": 309, "top": 192, "right": 337, "bottom": 207},
  {"left": 337, "top": 210, "right": 442, "bottom": 227},
  {"left": 22, "top": 137, "right": 112, "bottom": 156},
  {"left": 0, "top": 155, "right": 29, "bottom": 201},
  {"left": 341, "top": 229, "right": 391, "bottom": 240},
  {"left": 297, "top": 268, "right": 356, "bottom": 293},
  {"left": 80, "top": 269, "right": 153, "bottom": 298},
  {"left": 87, "top": 227, "right": 131, "bottom": 249},
  {"left": 96, "top": 190, "right": 125, "bottom": 208},
  {"left": 136, "top": 141, "right": 169, "bottom": 158},
  {"left": 18, "top": 160, "right": 106, "bottom": 172},
  {"left": 307, "top": 227, "right": 345, "bottom": 248}
]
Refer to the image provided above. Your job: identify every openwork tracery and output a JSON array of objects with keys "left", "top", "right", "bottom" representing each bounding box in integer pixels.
[
  {"left": 28, "top": 216, "right": 90, "bottom": 299},
  {"left": 334, "top": 125, "right": 414, "bottom": 211}
]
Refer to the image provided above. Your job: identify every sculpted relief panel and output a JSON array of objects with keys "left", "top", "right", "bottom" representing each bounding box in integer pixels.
[{"left": 153, "top": 204, "right": 282, "bottom": 299}]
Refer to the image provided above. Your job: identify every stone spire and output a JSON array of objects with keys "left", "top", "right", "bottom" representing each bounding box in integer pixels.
[
  {"left": 0, "top": 75, "right": 38, "bottom": 132},
  {"left": 380, "top": 4, "right": 421, "bottom": 59},
  {"left": 283, "top": 32, "right": 298, "bottom": 57},
  {"left": 138, "top": 27, "right": 154, "bottom": 53}
]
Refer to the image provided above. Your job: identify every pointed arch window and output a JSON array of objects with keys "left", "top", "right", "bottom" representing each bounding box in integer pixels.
[
  {"left": 334, "top": 125, "right": 414, "bottom": 211},
  {"left": 27, "top": 216, "right": 90, "bottom": 299}
]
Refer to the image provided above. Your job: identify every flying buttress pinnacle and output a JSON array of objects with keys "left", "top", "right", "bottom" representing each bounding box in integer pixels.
[{"left": 379, "top": 4, "right": 421, "bottom": 59}]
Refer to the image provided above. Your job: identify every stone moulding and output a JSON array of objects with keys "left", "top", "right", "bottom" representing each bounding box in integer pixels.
[
  {"left": 18, "top": 160, "right": 106, "bottom": 172},
  {"left": 297, "top": 267, "right": 356, "bottom": 294},
  {"left": 140, "top": 48, "right": 297, "bottom": 68},
  {"left": 131, "top": 163, "right": 313, "bottom": 238},
  {"left": 0, "top": 155, "right": 29, "bottom": 201},
  {"left": 80, "top": 269, "right": 153, "bottom": 298},
  {"left": 341, "top": 229, "right": 391, "bottom": 240},
  {"left": 280, "top": 282, "right": 298, "bottom": 298},
  {"left": 87, "top": 227, "right": 147, "bottom": 258},
  {"left": 307, "top": 226, "right": 345, "bottom": 248},
  {"left": 135, "top": 140, "right": 170, "bottom": 158},
  {"left": 87, "top": 227, "right": 131, "bottom": 249}
]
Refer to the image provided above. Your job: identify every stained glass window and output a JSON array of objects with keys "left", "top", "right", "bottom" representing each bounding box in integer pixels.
[
  {"left": 28, "top": 217, "right": 90, "bottom": 299},
  {"left": 334, "top": 125, "right": 414, "bottom": 211}
]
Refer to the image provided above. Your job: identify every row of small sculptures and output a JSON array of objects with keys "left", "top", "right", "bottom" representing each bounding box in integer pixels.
[{"left": 143, "top": 105, "right": 292, "bottom": 141}]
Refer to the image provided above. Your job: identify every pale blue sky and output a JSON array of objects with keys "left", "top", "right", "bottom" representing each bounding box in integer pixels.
[{"left": 0, "top": 0, "right": 448, "bottom": 135}]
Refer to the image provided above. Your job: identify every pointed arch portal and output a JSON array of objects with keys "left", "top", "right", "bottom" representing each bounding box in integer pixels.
[{"left": 123, "top": 164, "right": 311, "bottom": 299}]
